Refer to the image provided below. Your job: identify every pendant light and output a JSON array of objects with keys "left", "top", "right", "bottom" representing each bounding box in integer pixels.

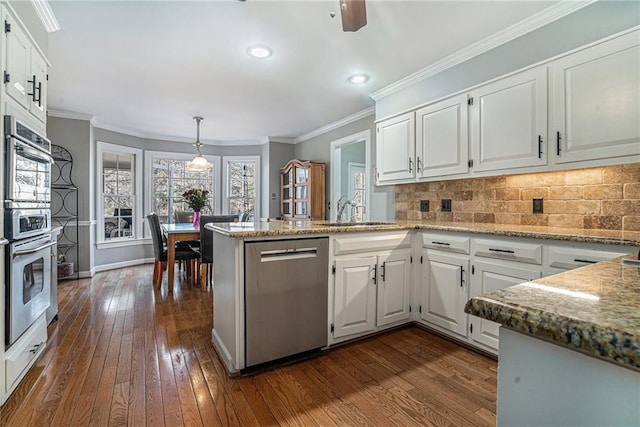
[{"left": 186, "top": 116, "right": 211, "bottom": 171}]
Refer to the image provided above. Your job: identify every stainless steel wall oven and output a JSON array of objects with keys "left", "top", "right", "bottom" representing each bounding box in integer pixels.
[
  {"left": 4, "top": 115, "right": 52, "bottom": 240},
  {"left": 4, "top": 116, "right": 54, "bottom": 347},
  {"left": 5, "top": 234, "right": 53, "bottom": 346}
]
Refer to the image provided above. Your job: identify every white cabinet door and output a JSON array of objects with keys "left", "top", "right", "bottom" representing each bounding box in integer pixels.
[
  {"left": 552, "top": 31, "right": 640, "bottom": 163},
  {"left": 4, "top": 14, "right": 31, "bottom": 109},
  {"left": 376, "top": 112, "right": 415, "bottom": 184},
  {"left": 29, "top": 50, "right": 47, "bottom": 123},
  {"left": 333, "top": 257, "right": 377, "bottom": 338},
  {"left": 416, "top": 94, "right": 469, "bottom": 178},
  {"left": 376, "top": 252, "right": 412, "bottom": 327},
  {"left": 469, "top": 260, "right": 541, "bottom": 351},
  {"left": 420, "top": 250, "right": 469, "bottom": 338},
  {"left": 470, "top": 67, "right": 547, "bottom": 172}
]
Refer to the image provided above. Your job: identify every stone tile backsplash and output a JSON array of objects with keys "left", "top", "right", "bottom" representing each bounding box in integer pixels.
[{"left": 394, "top": 163, "right": 640, "bottom": 231}]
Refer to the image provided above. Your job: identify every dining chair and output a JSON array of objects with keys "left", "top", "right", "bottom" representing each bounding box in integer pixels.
[
  {"left": 199, "top": 214, "right": 239, "bottom": 291},
  {"left": 174, "top": 210, "right": 194, "bottom": 223},
  {"left": 172, "top": 210, "right": 201, "bottom": 274},
  {"left": 146, "top": 212, "right": 200, "bottom": 288}
]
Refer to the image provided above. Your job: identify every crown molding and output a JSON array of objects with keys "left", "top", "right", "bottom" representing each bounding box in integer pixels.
[
  {"left": 95, "top": 120, "right": 264, "bottom": 146},
  {"left": 49, "top": 107, "right": 373, "bottom": 146},
  {"left": 370, "top": 0, "right": 596, "bottom": 101},
  {"left": 31, "top": 0, "right": 60, "bottom": 33},
  {"left": 48, "top": 108, "right": 94, "bottom": 122},
  {"left": 92, "top": 121, "right": 148, "bottom": 139},
  {"left": 261, "top": 137, "right": 296, "bottom": 145},
  {"left": 294, "top": 106, "right": 375, "bottom": 143}
]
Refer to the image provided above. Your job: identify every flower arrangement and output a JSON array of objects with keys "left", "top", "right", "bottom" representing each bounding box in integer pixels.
[{"left": 182, "top": 188, "right": 209, "bottom": 212}]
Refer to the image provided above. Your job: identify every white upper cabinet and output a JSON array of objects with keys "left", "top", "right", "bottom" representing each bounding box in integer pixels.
[
  {"left": 469, "top": 66, "right": 548, "bottom": 173},
  {"left": 551, "top": 31, "right": 640, "bottom": 164},
  {"left": 29, "top": 50, "right": 47, "bottom": 123},
  {"left": 3, "top": 10, "right": 49, "bottom": 124},
  {"left": 374, "top": 29, "right": 638, "bottom": 184},
  {"left": 376, "top": 112, "right": 415, "bottom": 184},
  {"left": 4, "top": 13, "right": 30, "bottom": 109},
  {"left": 416, "top": 94, "right": 469, "bottom": 178}
]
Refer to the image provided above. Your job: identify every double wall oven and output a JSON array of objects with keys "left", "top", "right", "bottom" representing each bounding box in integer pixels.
[{"left": 4, "top": 116, "right": 54, "bottom": 347}]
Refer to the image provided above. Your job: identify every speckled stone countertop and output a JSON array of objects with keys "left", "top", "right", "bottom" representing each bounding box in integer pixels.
[
  {"left": 207, "top": 220, "right": 640, "bottom": 246},
  {"left": 465, "top": 253, "right": 640, "bottom": 371}
]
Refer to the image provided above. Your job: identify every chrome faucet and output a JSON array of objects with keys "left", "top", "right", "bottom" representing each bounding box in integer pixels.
[{"left": 336, "top": 195, "right": 352, "bottom": 223}]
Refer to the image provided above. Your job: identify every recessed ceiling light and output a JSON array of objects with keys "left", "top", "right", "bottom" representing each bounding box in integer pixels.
[
  {"left": 348, "top": 74, "right": 369, "bottom": 84},
  {"left": 247, "top": 45, "right": 272, "bottom": 59}
]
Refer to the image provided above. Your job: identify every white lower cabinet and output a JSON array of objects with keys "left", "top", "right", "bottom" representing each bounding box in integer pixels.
[
  {"left": 331, "top": 232, "right": 413, "bottom": 341},
  {"left": 333, "top": 256, "right": 377, "bottom": 338},
  {"left": 4, "top": 314, "right": 47, "bottom": 395},
  {"left": 331, "top": 230, "right": 629, "bottom": 354},
  {"left": 419, "top": 250, "right": 469, "bottom": 338},
  {"left": 468, "top": 260, "right": 541, "bottom": 351},
  {"left": 376, "top": 251, "right": 412, "bottom": 327}
]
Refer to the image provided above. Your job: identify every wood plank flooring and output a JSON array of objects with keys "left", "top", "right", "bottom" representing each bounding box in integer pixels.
[{"left": 1, "top": 265, "right": 497, "bottom": 426}]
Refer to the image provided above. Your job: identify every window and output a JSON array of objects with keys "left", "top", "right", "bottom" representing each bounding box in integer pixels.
[
  {"left": 97, "top": 142, "right": 142, "bottom": 244},
  {"left": 146, "top": 151, "right": 221, "bottom": 225},
  {"left": 223, "top": 156, "right": 260, "bottom": 221},
  {"left": 348, "top": 162, "right": 366, "bottom": 222}
]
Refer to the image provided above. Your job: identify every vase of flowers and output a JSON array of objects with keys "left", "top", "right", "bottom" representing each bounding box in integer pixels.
[{"left": 182, "top": 188, "right": 209, "bottom": 228}]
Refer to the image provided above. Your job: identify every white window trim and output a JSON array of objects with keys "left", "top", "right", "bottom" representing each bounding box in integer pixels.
[
  {"left": 222, "top": 155, "right": 260, "bottom": 218},
  {"left": 96, "top": 141, "right": 144, "bottom": 245},
  {"left": 144, "top": 150, "right": 221, "bottom": 235}
]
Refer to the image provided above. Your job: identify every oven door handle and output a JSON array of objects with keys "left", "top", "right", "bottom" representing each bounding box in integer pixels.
[
  {"left": 13, "top": 240, "right": 55, "bottom": 257},
  {"left": 14, "top": 141, "right": 54, "bottom": 164}
]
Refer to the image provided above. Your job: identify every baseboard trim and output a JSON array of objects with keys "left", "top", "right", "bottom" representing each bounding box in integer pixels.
[{"left": 84, "top": 258, "right": 155, "bottom": 277}]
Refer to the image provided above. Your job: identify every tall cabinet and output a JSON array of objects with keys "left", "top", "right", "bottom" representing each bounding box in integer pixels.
[
  {"left": 280, "top": 159, "right": 325, "bottom": 221},
  {"left": 51, "top": 145, "right": 79, "bottom": 280}
]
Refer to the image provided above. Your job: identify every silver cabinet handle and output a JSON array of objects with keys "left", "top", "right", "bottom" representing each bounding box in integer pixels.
[{"left": 408, "top": 158, "right": 413, "bottom": 173}]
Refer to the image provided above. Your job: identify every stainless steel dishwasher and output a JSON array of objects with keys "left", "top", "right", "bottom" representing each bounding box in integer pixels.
[{"left": 244, "top": 237, "right": 328, "bottom": 368}]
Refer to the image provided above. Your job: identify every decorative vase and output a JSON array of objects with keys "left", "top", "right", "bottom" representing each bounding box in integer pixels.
[{"left": 192, "top": 211, "right": 201, "bottom": 228}]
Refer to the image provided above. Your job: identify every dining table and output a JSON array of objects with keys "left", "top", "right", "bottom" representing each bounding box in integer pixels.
[{"left": 162, "top": 223, "right": 200, "bottom": 288}]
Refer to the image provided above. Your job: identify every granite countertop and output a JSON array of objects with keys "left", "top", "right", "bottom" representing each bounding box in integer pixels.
[
  {"left": 465, "top": 253, "right": 640, "bottom": 371},
  {"left": 207, "top": 220, "right": 640, "bottom": 246}
]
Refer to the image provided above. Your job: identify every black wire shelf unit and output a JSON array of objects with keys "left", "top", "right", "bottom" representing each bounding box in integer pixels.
[{"left": 51, "top": 144, "right": 79, "bottom": 280}]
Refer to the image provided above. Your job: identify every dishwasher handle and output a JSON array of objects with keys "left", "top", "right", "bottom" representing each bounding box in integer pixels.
[{"left": 260, "top": 247, "right": 318, "bottom": 262}]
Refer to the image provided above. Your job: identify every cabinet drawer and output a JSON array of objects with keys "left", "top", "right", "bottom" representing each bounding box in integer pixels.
[
  {"left": 5, "top": 316, "right": 47, "bottom": 391},
  {"left": 474, "top": 238, "right": 542, "bottom": 265},
  {"left": 421, "top": 233, "right": 470, "bottom": 254},
  {"left": 547, "top": 246, "right": 626, "bottom": 270},
  {"left": 333, "top": 232, "right": 412, "bottom": 256}
]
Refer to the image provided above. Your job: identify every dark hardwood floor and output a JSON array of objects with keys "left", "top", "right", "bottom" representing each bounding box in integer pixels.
[{"left": 1, "top": 265, "right": 497, "bottom": 426}]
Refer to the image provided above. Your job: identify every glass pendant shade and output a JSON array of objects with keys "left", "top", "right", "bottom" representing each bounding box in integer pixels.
[
  {"left": 186, "top": 116, "right": 211, "bottom": 171},
  {"left": 187, "top": 155, "right": 210, "bottom": 170}
]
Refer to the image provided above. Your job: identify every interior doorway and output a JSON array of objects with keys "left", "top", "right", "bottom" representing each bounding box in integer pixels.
[{"left": 330, "top": 130, "right": 371, "bottom": 222}]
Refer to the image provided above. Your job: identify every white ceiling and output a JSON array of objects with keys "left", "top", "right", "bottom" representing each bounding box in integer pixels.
[{"left": 47, "top": 0, "right": 559, "bottom": 144}]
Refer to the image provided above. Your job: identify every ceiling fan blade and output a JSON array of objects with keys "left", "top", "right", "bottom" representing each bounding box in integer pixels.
[{"left": 340, "top": 0, "right": 367, "bottom": 32}]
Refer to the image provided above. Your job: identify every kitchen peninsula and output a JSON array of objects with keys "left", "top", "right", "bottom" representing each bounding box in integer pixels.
[
  {"left": 207, "top": 220, "right": 639, "bottom": 381},
  {"left": 465, "top": 254, "right": 640, "bottom": 426}
]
